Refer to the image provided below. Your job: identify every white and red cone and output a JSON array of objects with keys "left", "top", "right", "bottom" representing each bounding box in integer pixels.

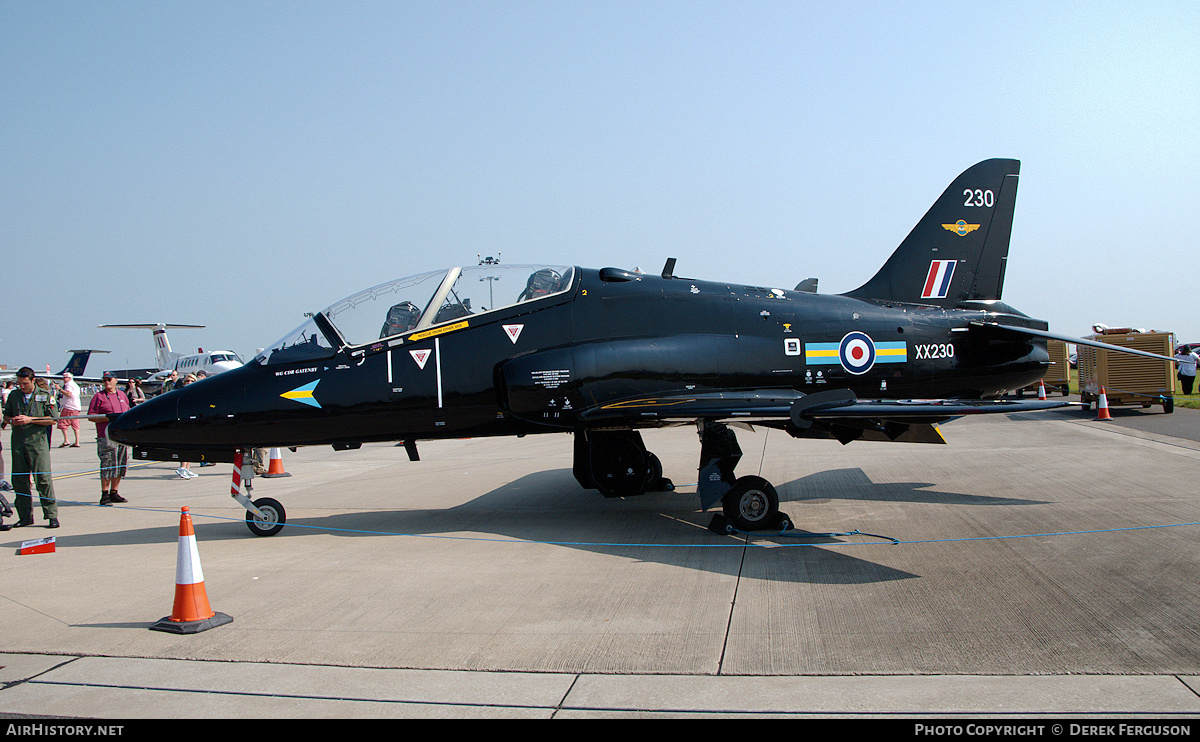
[{"left": 150, "top": 506, "right": 232, "bottom": 634}]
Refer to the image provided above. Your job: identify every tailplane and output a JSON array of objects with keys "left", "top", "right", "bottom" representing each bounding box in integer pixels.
[
  {"left": 843, "top": 159, "right": 1020, "bottom": 307},
  {"left": 99, "top": 323, "right": 204, "bottom": 370}
]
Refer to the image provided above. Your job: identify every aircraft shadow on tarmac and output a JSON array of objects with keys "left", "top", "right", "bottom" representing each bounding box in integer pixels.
[
  {"left": 21, "top": 467, "right": 1015, "bottom": 586},
  {"left": 779, "top": 467, "right": 1049, "bottom": 508}
]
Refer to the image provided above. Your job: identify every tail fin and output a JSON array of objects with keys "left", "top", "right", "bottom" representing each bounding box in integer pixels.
[
  {"left": 57, "top": 349, "right": 109, "bottom": 376},
  {"left": 843, "top": 159, "right": 1020, "bottom": 307},
  {"left": 99, "top": 323, "right": 204, "bottom": 370}
]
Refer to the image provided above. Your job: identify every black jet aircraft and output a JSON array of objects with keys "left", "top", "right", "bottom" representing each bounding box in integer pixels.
[{"left": 107, "top": 159, "right": 1173, "bottom": 536}]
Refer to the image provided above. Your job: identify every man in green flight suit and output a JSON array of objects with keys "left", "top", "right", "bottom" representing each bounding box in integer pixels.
[{"left": 2, "top": 367, "right": 60, "bottom": 528}]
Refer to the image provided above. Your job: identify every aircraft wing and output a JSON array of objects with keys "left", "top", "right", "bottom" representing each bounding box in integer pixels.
[{"left": 577, "top": 388, "right": 1069, "bottom": 443}]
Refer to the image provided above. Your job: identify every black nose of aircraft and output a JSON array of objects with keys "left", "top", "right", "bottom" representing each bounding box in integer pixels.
[
  {"left": 105, "top": 387, "right": 180, "bottom": 447},
  {"left": 106, "top": 364, "right": 263, "bottom": 450}
]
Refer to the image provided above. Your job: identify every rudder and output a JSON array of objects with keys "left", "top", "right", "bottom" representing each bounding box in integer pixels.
[{"left": 843, "top": 159, "right": 1020, "bottom": 307}]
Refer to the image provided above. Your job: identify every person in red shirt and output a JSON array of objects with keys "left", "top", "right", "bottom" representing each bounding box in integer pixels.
[{"left": 87, "top": 372, "right": 132, "bottom": 506}]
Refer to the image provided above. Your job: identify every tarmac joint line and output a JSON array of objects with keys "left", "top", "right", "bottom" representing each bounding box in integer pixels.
[
  {"left": 0, "top": 656, "right": 82, "bottom": 693},
  {"left": 21, "top": 678, "right": 557, "bottom": 713}
]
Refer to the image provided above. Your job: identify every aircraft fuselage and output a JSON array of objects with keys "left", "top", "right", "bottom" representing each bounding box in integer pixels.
[{"left": 107, "top": 266, "right": 1049, "bottom": 452}]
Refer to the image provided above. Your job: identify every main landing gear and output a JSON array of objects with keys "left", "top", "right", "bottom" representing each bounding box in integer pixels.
[
  {"left": 696, "top": 420, "right": 791, "bottom": 534},
  {"left": 573, "top": 430, "right": 674, "bottom": 499},
  {"left": 572, "top": 422, "right": 791, "bottom": 533}
]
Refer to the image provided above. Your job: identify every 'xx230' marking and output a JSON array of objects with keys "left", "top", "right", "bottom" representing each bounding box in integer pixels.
[{"left": 915, "top": 343, "right": 955, "bottom": 360}]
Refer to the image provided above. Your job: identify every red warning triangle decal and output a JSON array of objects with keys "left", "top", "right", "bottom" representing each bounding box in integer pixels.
[
  {"left": 503, "top": 324, "right": 524, "bottom": 344},
  {"left": 409, "top": 349, "right": 431, "bottom": 369}
]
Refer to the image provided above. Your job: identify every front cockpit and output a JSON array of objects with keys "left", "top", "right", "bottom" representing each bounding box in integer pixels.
[{"left": 255, "top": 264, "right": 575, "bottom": 366}]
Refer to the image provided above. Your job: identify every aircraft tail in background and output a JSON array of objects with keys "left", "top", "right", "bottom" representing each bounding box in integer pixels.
[
  {"left": 58, "top": 349, "right": 110, "bottom": 377},
  {"left": 99, "top": 323, "right": 205, "bottom": 371}
]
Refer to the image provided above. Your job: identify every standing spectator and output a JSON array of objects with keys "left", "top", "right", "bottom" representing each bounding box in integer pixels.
[
  {"left": 57, "top": 371, "right": 82, "bottom": 447},
  {"left": 36, "top": 377, "right": 55, "bottom": 448},
  {"left": 2, "top": 367, "right": 60, "bottom": 528},
  {"left": 161, "top": 369, "right": 179, "bottom": 394},
  {"left": 175, "top": 374, "right": 199, "bottom": 478},
  {"left": 0, "top": 383, "right": 15, "bottom": 528},
  {"left": 125, "top": 378, "right": 146, "bottom": 406},
  {"left": 1174, "top": 346, "right": 1200, "bottom": 395},
  {"left": 0, "top": 434, "right": 13, "bottom": 530},
  {"left": 87, "top": 372, "right": 132, "bottom": 505}
]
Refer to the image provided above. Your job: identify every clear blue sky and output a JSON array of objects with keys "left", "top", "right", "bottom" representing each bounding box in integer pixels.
[{"left": 3, "top": 1, "right": 1197, "bottom": 372}]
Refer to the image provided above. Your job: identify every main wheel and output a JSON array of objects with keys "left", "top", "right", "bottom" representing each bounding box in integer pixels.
[
  {"left": 722, "top": 476, "right": 779, "bottom": 531},
  {"left": 245, "top": 497, "right": 286, "bottom": 537},
  {"left": 589, "top": 434, "right": 648, "bottom": 498},
  {"left": 644, "top": 452, "right": 674, "bottom": 491},
  {"left": 645, "top": 452, "right": 662, "bottom": 487}
]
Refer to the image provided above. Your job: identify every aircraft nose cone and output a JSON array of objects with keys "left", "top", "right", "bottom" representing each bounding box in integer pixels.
[{"left": 105, "top": 391, "right": 179, "bottom": 446}]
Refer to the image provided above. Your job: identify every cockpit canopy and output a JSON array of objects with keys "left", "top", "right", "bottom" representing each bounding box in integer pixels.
[{"left": 257, "top": 264, "right": 575, "bottom": 365}]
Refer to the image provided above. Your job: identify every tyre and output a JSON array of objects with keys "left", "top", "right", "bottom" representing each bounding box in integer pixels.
[
  {"left": 721, "top": 476, "right": 779, "bottom": 531},
  {"left": 645, "top": 452, "right": 663, "bottom": 488},
  {"left": 589, "top": 433, "right": 648, "bottom": 498},
  {"left": 245, "top": 497, "right": 286, "bottom": 537}
]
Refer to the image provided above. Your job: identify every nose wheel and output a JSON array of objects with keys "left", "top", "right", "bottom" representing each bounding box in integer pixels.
[{"left": 245, "top": 497, "right": 286, "bottom": 537}]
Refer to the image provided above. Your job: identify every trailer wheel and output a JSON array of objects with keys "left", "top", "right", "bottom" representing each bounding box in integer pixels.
[{"left": 1164, "top": 397, "right": 1175, "bottom": 413}]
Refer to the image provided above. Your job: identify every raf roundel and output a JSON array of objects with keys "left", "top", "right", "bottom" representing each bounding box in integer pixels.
[{"left": 838, "top": 331, "right": 876, "bottom": 375}]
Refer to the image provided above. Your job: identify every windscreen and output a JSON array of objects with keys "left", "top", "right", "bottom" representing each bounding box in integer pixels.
[
  {"left": 256, "top": 317, "right": 335, "bottom": 365},
  {"left": 260, "top": 265, "right": 576, "bottom": 362},
  {"left": 323, "top": 270, "right": 449, "bottom": 347}
]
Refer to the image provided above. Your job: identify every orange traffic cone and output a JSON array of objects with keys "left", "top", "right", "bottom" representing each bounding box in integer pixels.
[
  {"left": 150, "top": 507, "right": 233, "bottom": 634},
  {"left": 1038, "top": 380, "right": 1047, "bottom": 400},
  {"left": 1096, "top": 387, "right": 1112, "bottom": 420},
  {"left": 262, "top": 448, "right": 291, "bottom": 478}
]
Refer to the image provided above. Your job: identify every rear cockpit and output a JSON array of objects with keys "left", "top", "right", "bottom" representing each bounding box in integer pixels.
[{"left": 256, "top": 264, "right": 575, "bottom": 365}]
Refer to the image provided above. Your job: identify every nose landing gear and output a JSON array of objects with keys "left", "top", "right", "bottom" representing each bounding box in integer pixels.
[{"left": 231, "top": 449, "right": 289, "bottom": 536}]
